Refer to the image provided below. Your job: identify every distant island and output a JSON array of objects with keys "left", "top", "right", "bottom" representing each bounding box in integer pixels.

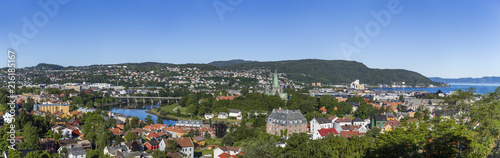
[{"left": 430, "top": 76, "right": 500, "bottom": 84}]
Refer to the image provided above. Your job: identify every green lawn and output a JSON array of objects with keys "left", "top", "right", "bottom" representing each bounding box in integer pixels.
[
  {"left": 156, "top": 103, "right": 187, "bottom": 115},
  {"left": 205, "top": 138, "right": 222, "bottom": 146},
  {"left": 199, "top": 150, "right": 213, "bottom": 157}
]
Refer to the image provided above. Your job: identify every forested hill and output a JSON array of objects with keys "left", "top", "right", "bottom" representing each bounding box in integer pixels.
[
  {"left": 219, "top": 59, "right": 441, "bottom": 86},
  {"left": 15, "top": 59, "right": 442, "bottom": 86}
]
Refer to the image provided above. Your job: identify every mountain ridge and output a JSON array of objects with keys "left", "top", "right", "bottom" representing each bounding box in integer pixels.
[{"left": 12, "top": 59, "right": 447, "bottom": 86}]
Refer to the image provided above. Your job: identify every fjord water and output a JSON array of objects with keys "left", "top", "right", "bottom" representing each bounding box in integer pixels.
[
  {"left": 109, "top": 104, "right": 177, "bottom": 126},
  {"left": 374, "top": 83, "right": 500, "bottom": 95}
]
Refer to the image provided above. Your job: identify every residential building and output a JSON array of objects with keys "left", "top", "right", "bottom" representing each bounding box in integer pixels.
[
  {"left": 103, "top": 145, "right": 127, "bottom": 157},
  {"left": 218, "top": 112, "right": 228, "bottom": 119},
  {"left": 144, "top": 140, "right": 160, "bottom": 151},
  {"left": 214, "top": 146, "right": 241, "bottom": 158},
  {"left": 204, "top": 113, "right": 214, "bottom": 119},
  {"left": 39, "top": 138, "right": 56, "bottom": 152},
  {"left": 309, "top": 117, "right": 332, "bottom": 133},
  {"left": 175, "top": 120, "right": 204, "bottom": 127},
  {"left": 159, "top": 137, "right": 194, "bottom": 158},
  {"left": 122, "top": 141, "right": 143, "bottom": 152},
  {"left": 312, "top": 127, "right": 339, "bottom": 140},
  {"left": 58, "top": 144, "right": 86, "bottom": 158},
  {"left": 266, "top": 108, "right": 307, "bottom": 137},
  {"left": 34, "top": 104, "right": 70, "bottom": 113},
  {"left": 352, "top": 117, "right": 367, "bottom": 126},
  {"left": 192, "top": 136, "right": 206, "bottom": 147},
  {"left": 228, "top": 109, "right": 242, "bottom": 119},
  {"left": 371, "top": 115, "right": 388, "bottom": 128}
]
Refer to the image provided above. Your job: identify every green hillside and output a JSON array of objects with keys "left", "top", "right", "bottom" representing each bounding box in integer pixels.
[{"left": 220, "top": 59, "right": 442, "bottom": 86}]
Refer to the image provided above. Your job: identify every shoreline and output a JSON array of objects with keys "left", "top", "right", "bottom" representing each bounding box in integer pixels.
[{"left": 146, "top": 108, "right": 242, "bottom": 123}]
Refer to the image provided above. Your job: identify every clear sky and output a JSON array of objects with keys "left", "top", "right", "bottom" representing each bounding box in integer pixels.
[{"left": 1, "top": 0, "right": 499, "bottom": 78}]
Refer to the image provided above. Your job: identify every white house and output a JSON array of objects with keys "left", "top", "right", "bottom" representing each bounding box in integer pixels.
[
  {"left": 218, "top": 112, "right": 228, "bottom": 119},
  {"left": 333, "top": 118, "right": 352, "bottom": 133},
  {"left": 159, "top": 137, "right": 194, "bottom": 158},
  {"left": 214, "top": 146, "right": 241, "bottom": 158},
  {"left": 312, "top": 127, "right": 339, "bottom": 140},
  {"left": 58, "top": 144, "right": 86, "bottom": 158},
  {"left": 175, "top": 120, "right": 204, "bottom": 127},
  {"left": 309, "top": 117, "right": 332, "bottom": 134},
  {"left": 204, "top": 113, "right": 214, "bottom": 119},
  {"left": 352, "top": 117, "right": 367, "bottom": 126},
  {"left": 103, "top": 145, "right": 126, "bottom": 157},
  {"left": 228, "top": 109, "right": 242, "bottom": 117}
]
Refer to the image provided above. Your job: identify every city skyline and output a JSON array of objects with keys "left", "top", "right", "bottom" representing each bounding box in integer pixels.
[{"left": 1, "top": 0, "right": 499, "bottom": 78}]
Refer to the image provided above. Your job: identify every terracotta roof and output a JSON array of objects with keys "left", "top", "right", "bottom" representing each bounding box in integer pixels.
[
  {"left": 166, "top": 152, "right": 181, "bottom": 158},
  {"left": 335, "top": 118, "right": 351, "bottom": 123},
  {"left": 317, "top": 128, "right": 339, "bottom": 137},
  {"left": 108, "top": 128, "right": 124, "bottom": 135},
  {"left": 341, "top": 125, "right": 363, "bottom": 131},
  {"left": 340, "top": 131, "right": 360, "bottom": 138},
  {"left": 219, "top": 153, "right": 238, "bottom": 158},
  {"left": 327, "top": 116, "right": 337, "bottom": 120},
  {"left": 386, "top": 120, "right": 401, "bottom": 127},
  {"left": 216, "top": 96, "right": 236, "bottom": 100},
  {"left": 146, "top": 132, "right": 164, "bottom": 138},
  {"left": 59, "top": 139, "right": 77, "bottom": 145},
  {"left": 39, "top": 138, "right": 55, "bottom": 144},
  {"left": 143, "top": 124, "right": 167, "bottom": 130},
  {"left": 163, "top": 137, "right": 194, "bottom": 148}
]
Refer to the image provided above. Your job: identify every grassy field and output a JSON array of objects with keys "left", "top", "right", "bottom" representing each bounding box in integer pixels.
[
  {"left": 205, "top": 138, "right": 222, "bottom": 146},
  {"left": 199, "top": 150, "right": 213, "bottom": 157}
]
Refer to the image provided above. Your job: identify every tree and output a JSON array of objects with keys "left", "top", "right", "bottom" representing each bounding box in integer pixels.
[
  {"left": 204, "top": 131, "right": 211, "bottom": 138},
  {"left": 399, "top": 95, "right": 404, "bottom": 101},
  {"left": 354, "top": 103, "right": 372, "bottom": 119},
  {"left": 6, "top": 149, "right": 22, "bottom": 158},
  {"left": 186, "top": 104, "right": 199, "bottom": 116},
  {"left": 152, "top": 150, "right": 167, "bottom": 158},
  {"left": 242, "top": 137, "right": 278, "bottom": 158},
  {"left": 125, "top": 132, "right": 139, "bottom": 142},
  {"left": 60, "top": 147, "right": 68, "bottom": 158},
  {"left": 114, "top": 136, "right": 125, "bottom": 145},
  {"left": 221, "top": 132, "right": 234, "bottom": 146},
  {"left": 145, "top": 115, "right": 155, "bottom": 125},
  {"left": 19, "top": 121, "right": 40, "bottom": 150},
  {"left": 130, "top": 117, "right": 140, "bottom": 128},
  {"left": 166, "top": 139, "right": 180, "bottom": 153},
  {"left": 215, "top": 122, "right": 227, "bottom": 138},
  {"left": 156, "top": 116, "right": 164, "bottom": 124}
]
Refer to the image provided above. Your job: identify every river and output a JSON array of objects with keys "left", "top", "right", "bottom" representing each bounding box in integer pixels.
[
  {"left": 107, "top": 104, "right": 177, "bottom": 126},
  {"left": 373, "top": 83, "right": 500, "bottom": 95}
]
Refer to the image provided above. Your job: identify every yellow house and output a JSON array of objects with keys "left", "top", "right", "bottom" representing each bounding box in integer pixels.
[
  {"left": 382, "top": 124, "right": 392, "bottom": 132},
  {"left": 61, "top": 113, "right": 70, "bottom": 119},
  {"left": 192, "top": 136, "right": 205, "bottom": 147}
]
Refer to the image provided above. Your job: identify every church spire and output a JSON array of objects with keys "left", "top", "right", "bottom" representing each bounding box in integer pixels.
[{"left": 273, "top": 68, "right": 279, "bottom": 88}]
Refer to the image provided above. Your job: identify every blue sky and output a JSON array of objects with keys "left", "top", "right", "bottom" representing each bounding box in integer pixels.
[{"left": 1, "top": 0, "right": 499, "bottom": 78}]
